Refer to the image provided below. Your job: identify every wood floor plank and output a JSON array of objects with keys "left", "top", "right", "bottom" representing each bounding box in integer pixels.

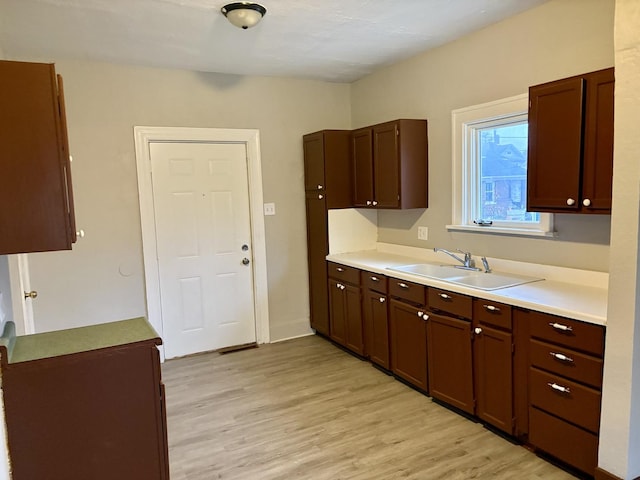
[{"left": 162, "top": 335, "right": 577, "bottom": 479}]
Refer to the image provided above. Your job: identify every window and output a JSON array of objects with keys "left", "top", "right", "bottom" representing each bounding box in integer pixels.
[{"left": 450, "top": 94, "right": 554, "bottom": 237}]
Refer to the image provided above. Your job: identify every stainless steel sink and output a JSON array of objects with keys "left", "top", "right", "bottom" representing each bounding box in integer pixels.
[{"left": 386, "top": 264, "right": 544, "bottom": 291}]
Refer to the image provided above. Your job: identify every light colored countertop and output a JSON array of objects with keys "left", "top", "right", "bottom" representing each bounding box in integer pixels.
[
  {"left": 327, "top": 246, "right": 608, "bottom": 327},
  {"left": 5, "top": 317, "right": 161, "bottom": 364}
]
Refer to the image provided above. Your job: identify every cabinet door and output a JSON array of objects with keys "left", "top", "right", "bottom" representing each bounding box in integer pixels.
[
  {"left": 426, "top": 312, "right": 474, "bottom": 414},
  {"left": 305, "top": 192, "right": 329, "bottom": 335},
  {"left": 344, "top": 283, "right": 364, "bottom": 356},
  {"left": 373, "top": 122, "right": 400, "bottom": 208},
  {"left": 474, "top": 325, "right": 514, "bottom": 433},
  {"left": 582, "top": 68, "right": 614, "bottom": 213},
  {"left": 303, "top": 132, "right": 326, "bottom": 192},
  {"left": 363, "top": 289, "right": 390, "bottom": 369},
  {"left": 389, "top": 298, "right": 428, "bottom": 391},
  {"left": 352, "top": 128, "right": 374, "bottom": 207},
  {"left": 528, "top": 77, "right": 584, "bottom": 212},
  {"left": 328, "top": 278, "right": 347, "bottom": 347},
  {"left": 0, "top": 60, "right": 76, "bottom": 254}
]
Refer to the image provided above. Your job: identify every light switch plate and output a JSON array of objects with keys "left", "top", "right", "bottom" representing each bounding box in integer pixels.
[{"left": 263, "top": 203, "right": 276, "bottom": 216}]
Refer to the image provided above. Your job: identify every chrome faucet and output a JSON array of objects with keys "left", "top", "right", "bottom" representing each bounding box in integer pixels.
[{"left": 433, "top": 247, "right": 478, "bottom": 270}]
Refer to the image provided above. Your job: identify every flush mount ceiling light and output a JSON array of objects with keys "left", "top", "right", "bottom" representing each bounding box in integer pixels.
[{"left": 221, "top": 2, "right": 267, "bottom": 29}]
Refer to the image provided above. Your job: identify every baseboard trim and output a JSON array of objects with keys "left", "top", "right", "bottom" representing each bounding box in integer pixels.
[{"left": 594, "top": 467, "right": 623, "bottom": 480}]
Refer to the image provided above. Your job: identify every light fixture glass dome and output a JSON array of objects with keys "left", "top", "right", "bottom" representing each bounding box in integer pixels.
[{"left": 221, "top": 2, "right": 267, "bottom": 29}]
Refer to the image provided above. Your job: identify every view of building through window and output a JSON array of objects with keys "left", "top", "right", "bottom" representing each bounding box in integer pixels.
[{"left": 478, "top": 122, "right": 539, "bottom": 223}]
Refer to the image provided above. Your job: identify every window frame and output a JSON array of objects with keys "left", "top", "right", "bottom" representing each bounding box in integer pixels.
[{"left": 449, "top": 93, "right": 555, "bottom": 238}]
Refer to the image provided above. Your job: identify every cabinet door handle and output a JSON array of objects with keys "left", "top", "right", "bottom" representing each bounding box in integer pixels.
[
  {"left": 336, "top": 283, "right": 344, "bottom": 290},
  {"left": 379, "top": 297, "right": 386, "bottom": 303},
  {"left": 336, "top": 267, "right": 344, "bottom": 272},
  {"left": 548, "top": 322, "right": 573, "bottom": 332},
  {"left": 372, "top": 200, "right": 378, "bottom": 206},
  {"left": 397, "top": 282, "right": 409, "bottom": 289},
  {"left": 417, "top": 311, "right": 424, "bottom": 318},
  {"left": 550, "top": 352, "right": 574, "bottom": 363},
  {"left": 483, "top": 304, "right": 500, "bottom": 312},
  {"left": 583, "top": 198, "right": 591, "bottom": 207},
  {"left": 547, "top": 382, "right": 571, "bottom": 394},
  {"left": 370, "top": 276, "right": 379, "bottom": 282},
  {"left": 566, "top": 198, "right": 576, "bottom": 206},
  {"left": 318, "top": 194, "right": 324, "bottom": 199},
  {"left": 474, "top": 327, "right": 483, "bottom": 335},
  {"left": 439, "top": 293, "right": 452, "bottom": 300},
  {"left": 366, "top": 200, "right": 372, "bottom": 206},
  {"left": 317, "top": 184, "right": 323, "bottom": 190}
]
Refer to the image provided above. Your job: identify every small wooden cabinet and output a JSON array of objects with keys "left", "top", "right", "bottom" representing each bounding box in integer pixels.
[
  {"left": 388, "top": 279, "right": 428, "bottom": 391},
  {"left": 361, "top": 271, "right": 390, "bottom": 370},
  {"left": 303, "top": 131, "right": 351, "bottom": 336},
  {"left": 473, "top": 299, "right": 514, "bottom": 434},
  {"left": 0, "top": 318, "right": 169, "bottom": 480},
  {"left": 351, "top": 119, "right": 428, "bottom": 209},
  {"left": 0, "top": 60, "right": 77, "bottom": 254},
  {"left": 527, "top": 67, "right": 614, "bottom": 214},
  {"left": 519, "top": 309, "right": 605, "bottom": 475},
  {"left": 327, "top": 262, "right": 364, "bottom": 355},
  {"left": 426, "top": 288, "right": 474, "bottom": 414}
]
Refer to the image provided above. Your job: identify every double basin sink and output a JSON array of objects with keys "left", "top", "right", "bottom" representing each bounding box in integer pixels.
[{"left": 386, "top": 263, "right": 544, "bottom": 291}]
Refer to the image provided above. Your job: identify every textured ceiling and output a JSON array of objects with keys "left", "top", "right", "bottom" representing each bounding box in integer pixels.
[{"left": 0, "top": 0, "right": 549, "bottom": 82}]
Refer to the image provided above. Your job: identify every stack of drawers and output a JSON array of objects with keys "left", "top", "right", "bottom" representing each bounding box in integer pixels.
[{"left": 527, "top": 311, "right": 605, "bottom": 474}]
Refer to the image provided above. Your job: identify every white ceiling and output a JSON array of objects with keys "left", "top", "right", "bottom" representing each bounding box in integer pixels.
[{"left": 0, "top": 0, "right": 549, "bottom": 83}]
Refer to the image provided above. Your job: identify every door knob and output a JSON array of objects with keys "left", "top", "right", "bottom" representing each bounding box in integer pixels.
[
  {"left": 24, "top": 291, "right": 38, "bottom": 299},
  {"left": 241, "top": 244, "right": 249, "bottom": 251},
  {"left": 242, "top": 258, "right": 250, "bottom": 266}
]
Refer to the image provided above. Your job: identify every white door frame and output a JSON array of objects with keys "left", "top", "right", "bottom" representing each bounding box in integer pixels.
[{"left": 134, "top": 126, "right": 270, "bottom": 349}]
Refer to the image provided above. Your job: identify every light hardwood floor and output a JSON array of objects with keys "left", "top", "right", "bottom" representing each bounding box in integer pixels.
[{"left": 162, "top": 335, "right": 578, "bottom": 480}]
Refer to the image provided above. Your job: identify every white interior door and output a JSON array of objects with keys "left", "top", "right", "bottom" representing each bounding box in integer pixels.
[
  {"left": 7, "top": 254, "right": 35, "bottom": 335},
  {"left": 150, "top": 141, "right": 256, "bottom": 359}
]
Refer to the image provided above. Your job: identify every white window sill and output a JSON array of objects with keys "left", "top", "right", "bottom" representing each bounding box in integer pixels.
[{"left": 446, "top": 224, "right": 557, "bottom": 238}]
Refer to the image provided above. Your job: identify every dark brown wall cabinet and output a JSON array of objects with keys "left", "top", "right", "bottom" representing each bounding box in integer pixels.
[
  {"left": 327, "top": 262, "right": 364, "bottom": 355},
  {"left": 426, "top": 288, "right": 474, "bottom": 414},
  {"left": 0, "top": 60, "right": 77, "bottom": 254},
  {"left": 352, "top": 119, "right": 428, "bottom": 209},
  {"left": 303, "top": 131, "right": 351, "bottom": 336},
  {"left": 388, "top": 279, "right": 428, "bottom": 392},
  {"left": 361, "top": 271, "right": 390, "bottom": 370},
  {"left": 527, "top": 67, "right": 614, "bottom": 214}
]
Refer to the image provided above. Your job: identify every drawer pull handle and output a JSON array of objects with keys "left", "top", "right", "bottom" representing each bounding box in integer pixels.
[
  {"left": 547, "top": 382, "right": 571, "bottom": 394},
  {"left": 379, "top": 297, "right": 386, "bottom": 303},
  {"left": 550, "top": 352, "right": 574, "bottom": 363},
  {"left": 398, "top": 283, "right": 409, "bottom": 289},
  {"left": 549, "top": 322, "right": 573, "bottom": 332},
  {"left": 439, "top": 293, "right": 452, "bottom": 300},
  {"left": 483, "top": 304, "right": 501, "bottom": 312},
  {"left": 336, "top": 267, "right": 344, "bottom": 272},
  {"left": 370, "top": 276, "right": 379, "bottom": 282}
]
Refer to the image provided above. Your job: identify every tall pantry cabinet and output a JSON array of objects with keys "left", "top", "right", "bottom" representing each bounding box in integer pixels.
[{"left": 303, "top": 131, "right": 351, "bottom": 336}]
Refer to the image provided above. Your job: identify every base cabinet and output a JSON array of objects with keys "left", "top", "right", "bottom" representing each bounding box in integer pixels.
[
  {"left": 362, "top": 289, "right": 390, "bottom": 369},
  {"left": 328, "top": 263, "right": 364, "bottom": 355},
  {"left": 1, "top": 318, "right": 169, "bottom": 480}
]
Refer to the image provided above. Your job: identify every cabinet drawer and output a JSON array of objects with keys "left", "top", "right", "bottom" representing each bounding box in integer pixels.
[
  {"left": 361, "top": 271, "right": 388, "bottom": 293},
  {"left": 428, "top": 288, "right": 472, "bottom": 319},
  {"left": 528, "top": 311, "right": 604, "bottom": 356},
  {"left": 529, "top": 368, "right": 601, "bottom": 433},
  {"left": 530, "top": 339, "right": 603, "bottom": 389},
  {"left": 529, "top": 407, "right": 598, "bottom": 475},
  {"left": 389, "top": 279, "right": 426, "bottom": 305},
  {"left": 327, "top": 262, "right": 360, "bottom": 285},
  {"left": 473, "top": 299, "right": 512, "bottom": 330}
]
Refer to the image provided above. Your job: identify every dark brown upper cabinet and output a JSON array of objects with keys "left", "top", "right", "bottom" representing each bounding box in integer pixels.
[
  {"left": 303, "top": 130, "right": 351, "bottom": 209},
  {"left": 527, "top": 67, "right": 614, "bottom": 214},
  {"left": 351, "top": 119, "right": 428, "bottom": 209},
  {"left": 0, "top": 60, "right": 76, "bottom": 254}
]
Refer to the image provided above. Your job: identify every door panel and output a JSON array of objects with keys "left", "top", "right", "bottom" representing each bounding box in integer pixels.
[
  {"left": 389, "top": 298, "right": 428, "bottom": 391},
  {"left": 373, "top": 122, "right": 400, "bottom": 208},
  {"left": 150, "top": 142, "right": 256, "bottom": 358},
  {"left": 351, "top": 128, "right": 374, "bottom": 207}
]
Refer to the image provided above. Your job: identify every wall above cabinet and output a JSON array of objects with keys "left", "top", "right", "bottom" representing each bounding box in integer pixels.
[
  {"left": 527, "top": 67, "right": 614, "bottom": 214},
  {"left": 0, "top": 60, "right": 77, "bottom": 254}
]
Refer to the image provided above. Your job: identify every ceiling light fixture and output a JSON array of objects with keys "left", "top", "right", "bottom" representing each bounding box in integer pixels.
[{"left": 221, "top": 2, "right": 267, "bottom": 29}]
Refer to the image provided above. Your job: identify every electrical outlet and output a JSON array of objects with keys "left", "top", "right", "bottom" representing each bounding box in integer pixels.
[
  {"left": 417, "top": 226, "right": 428, "bottom": 241},
  {"left": 263, "top": 203, "right": 276, "bottom": 216}
]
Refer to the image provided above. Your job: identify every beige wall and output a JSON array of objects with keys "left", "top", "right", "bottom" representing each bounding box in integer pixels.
[
  {"left": 599, "top": 0, "right": 640, "bottom": 477},
  {"left": 351, "top": 0, "right": 615, "bottom": 272},
  {"left": 17, "top": 60, "right": 350, "bottom": 340}
]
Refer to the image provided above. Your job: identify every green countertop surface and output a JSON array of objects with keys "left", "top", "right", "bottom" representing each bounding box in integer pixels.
[{"left": 8, "top": 317, "right": 161, "bottom": 364}]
